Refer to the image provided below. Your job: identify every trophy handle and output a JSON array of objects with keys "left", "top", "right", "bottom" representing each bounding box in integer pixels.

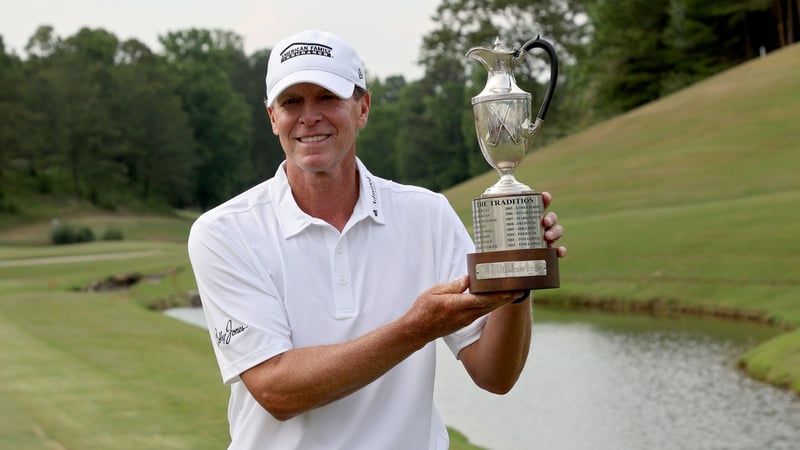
[{"left": 516, "top": 36, "right": 559, "bottom": 122}]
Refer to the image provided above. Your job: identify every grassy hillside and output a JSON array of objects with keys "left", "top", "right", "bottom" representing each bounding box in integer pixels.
[{"left": 446, "top": 43, "right": 800, "bottom": 390}]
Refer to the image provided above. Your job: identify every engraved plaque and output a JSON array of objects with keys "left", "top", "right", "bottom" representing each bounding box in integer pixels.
[
  {"left": 472, "top": 193, "right": 544, "bottom": 252},
  {"left": 475, "top": 260, "right": 548, "bottom": 280}
]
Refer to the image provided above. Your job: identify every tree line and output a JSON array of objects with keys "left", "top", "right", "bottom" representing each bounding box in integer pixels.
[{"left": 1, "top": 0, "right": 796, "bottom": 215}]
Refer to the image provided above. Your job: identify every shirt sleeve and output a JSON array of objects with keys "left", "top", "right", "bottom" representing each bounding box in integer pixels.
[{"left": 188, "top": 219, "right": 293, "bottom": 385}]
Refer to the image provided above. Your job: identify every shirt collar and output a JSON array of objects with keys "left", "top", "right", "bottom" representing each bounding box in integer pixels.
[{"left": 271, "top": 157, "right": 385, "bottom": 239}]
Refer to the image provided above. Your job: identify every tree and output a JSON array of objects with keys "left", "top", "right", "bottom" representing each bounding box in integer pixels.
[
  {"left": 56, "top": 28, "right": 129, "bottom": 207},
  {"left": 579, "top": 0, "right": 673, "bottom": 118},
  {"left": 114, "top": 38, "right": 197, "bottom": 206},
  {"left": 237, "top": 49, "right": 286, "bottom": 186},
  {"left": 357, "top": 75, "right": 408, "bottom": 180},
  {"left": 391, "top": 56, "right": 475, "bottom": 191},
  {"left": 579, "top": 0, "right": 798, "bottom": 120},
  {"left": 160, "top": 29, "right": 252, "bottom": 209},
  {"left": 18, "top": 27, "right": 130, "bottom": 206},
  {"left": 771, "top": 0, "right": 800, "bottom": 45},
  {"left": 18, "top": 26, "right": 68, "bottom": 196},
  {"left": 0, "top": 37, "right": 24, "bottom": 211}
]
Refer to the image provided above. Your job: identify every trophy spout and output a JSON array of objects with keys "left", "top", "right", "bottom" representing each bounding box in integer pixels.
[{"left": 466, "top": 37, "right": 523, "bottom": 99}]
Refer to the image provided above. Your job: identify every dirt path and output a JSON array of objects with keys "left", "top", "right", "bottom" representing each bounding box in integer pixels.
[{"left": 0, "top": 249, "right": 162, "bottom": 268}]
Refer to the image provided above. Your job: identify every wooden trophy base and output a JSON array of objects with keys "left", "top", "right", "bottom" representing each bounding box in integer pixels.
[{"left": 467, "top": 247, "right": 559, "bottom": 293}]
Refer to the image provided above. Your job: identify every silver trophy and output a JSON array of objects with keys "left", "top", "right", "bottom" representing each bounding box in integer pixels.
[{"left": 466, "top": 35, "right": 560, "bottom": 293}]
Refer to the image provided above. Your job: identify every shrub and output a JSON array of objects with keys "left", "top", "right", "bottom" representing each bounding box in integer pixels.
[
  {"left": 0, "top": 196, "right": 18, "bottom": 213},
  {"left": 101, "top": 228, "right": 125, "bottom": 241},
  {"left": 76, "top": 227, "right": 95, "bottom": 243},
  {"left": 51, "top": 224, "right": 76, "bottom": 245},
  {"left": 51, "top": 224, "right": 96, "bottom": 245}
]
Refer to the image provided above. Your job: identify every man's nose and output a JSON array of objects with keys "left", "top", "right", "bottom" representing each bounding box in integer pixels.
[{"left": 299, "top": 101, "right": 322, "bottom": 125}]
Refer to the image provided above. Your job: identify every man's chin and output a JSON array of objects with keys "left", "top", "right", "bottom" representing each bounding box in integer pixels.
[{"left": 291, "top": 152, "right": 352, "bottom": 174}]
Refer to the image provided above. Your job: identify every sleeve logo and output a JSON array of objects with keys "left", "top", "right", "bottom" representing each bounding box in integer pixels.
[{"left": 215, "top": 319, "right": 249, "bottom": 347}]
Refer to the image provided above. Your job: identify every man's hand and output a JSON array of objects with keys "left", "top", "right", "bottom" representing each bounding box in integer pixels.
[
  {"left": 400, "top": 276, "right": 524, "bottom": 342},
  {"left": 542, "top": 191, "right": 566, "bottom": 257}
]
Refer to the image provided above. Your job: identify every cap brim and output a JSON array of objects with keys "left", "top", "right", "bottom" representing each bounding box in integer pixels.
[{"left": 267, "top": 70, "right": 355, "bottom": 107}]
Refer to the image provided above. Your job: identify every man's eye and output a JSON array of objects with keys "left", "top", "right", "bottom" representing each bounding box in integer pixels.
[{"left": 281, "top": 98, "right": 300, "bottom": 106}]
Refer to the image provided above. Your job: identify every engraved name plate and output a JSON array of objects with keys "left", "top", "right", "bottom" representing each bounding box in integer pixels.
[
  {"left": 475, "top": 260, "right": 548, "bottom": 280},
  {"left": 472, "top": 193, "right": 545, "bottom": 252}
]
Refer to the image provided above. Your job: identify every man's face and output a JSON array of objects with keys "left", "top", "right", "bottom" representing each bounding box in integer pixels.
[{"left": 268, "top": 83, "right": 370, "bottom": 175}]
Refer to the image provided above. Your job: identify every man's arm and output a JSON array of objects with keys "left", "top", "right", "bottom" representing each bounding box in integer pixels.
[
  {"left": 457, "top": 295, "right": 532, "bottom": 394},
  {"left": 240, "top": 278, "right": 520, "bottom": 421},
  {"left": 240, "top": 317, "right": 428, "bottom": 421}
]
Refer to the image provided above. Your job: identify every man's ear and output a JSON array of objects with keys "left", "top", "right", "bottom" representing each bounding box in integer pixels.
[
  {"left": 267, "top": 106, "right": 279, "bottom": 135},
  {"left": 358, "top": 92, "right": 371, "bottom": 128}
]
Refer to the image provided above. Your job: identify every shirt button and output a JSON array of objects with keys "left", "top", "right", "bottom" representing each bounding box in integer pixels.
[{"left": 339, "top": 277, "right": 348, "bottom": 286}]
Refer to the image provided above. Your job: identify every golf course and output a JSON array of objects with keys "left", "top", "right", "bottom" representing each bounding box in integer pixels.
[{"left": 1, "top": 44, "right": 798, "bottom": 449}]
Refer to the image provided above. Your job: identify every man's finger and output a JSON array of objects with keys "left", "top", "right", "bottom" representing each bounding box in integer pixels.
[
  {"left": 468, "top": 290, "right": 522, "bottom": 309},
  {"left": 430, "top": 275, "right": 470, "bottom": 295},
  {"left": 541, "top": 191, "right": 552, "bottom": 209},
  {"left": 543, "top": 212, "right": 559, "bottom": 230},
  {"left": 545, "top": 224, "right": 564, "bottom": 242}
]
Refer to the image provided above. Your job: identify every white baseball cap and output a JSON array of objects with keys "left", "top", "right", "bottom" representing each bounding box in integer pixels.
[{"left": 265, "top": 30, "right": 366, "bottom": 106}]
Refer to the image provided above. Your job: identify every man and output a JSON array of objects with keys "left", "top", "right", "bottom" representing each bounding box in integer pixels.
[{"left": 188, "top": 29, "right": 566, "bottom": 450}]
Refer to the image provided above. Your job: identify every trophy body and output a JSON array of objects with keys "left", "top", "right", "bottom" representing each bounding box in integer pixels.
[{"left": 466, "top": 36, "right": 560, "bottom": 293}]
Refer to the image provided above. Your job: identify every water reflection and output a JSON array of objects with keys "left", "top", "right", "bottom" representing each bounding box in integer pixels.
[{"left": 434, "top": 310, "right": 800, "bottom": 450}]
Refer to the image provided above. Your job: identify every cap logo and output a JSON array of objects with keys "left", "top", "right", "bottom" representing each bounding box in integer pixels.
[{"left": 280, "top": 42, "right": 333, "bottom": 63}]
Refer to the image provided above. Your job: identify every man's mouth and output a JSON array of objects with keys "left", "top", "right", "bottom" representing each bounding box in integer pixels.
[{"left": 297, "top": 135, "right": 329, "bottom": 143}]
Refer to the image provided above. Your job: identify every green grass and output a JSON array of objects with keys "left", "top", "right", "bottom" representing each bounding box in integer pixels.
[
  {"left": 0, "top": 291, "right": 230, "bottom": 449},
  {"left": 449, "top": 428, "right": 488, "bottom": 450},
  {"left": 0, "top": 227, "right": 221, "bottom": 448},
  {"left": 0, "top": 209, "right": 227, "bottom": 449},
  {"left": 445, "top": 43, "right": 800, "bottom": 393},
  {"left": 740, "top": 329, "right": 800, "bottom": 392}
]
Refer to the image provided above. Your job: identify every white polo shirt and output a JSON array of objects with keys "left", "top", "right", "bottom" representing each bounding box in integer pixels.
[{"left": 188, "top": 159, "right": 486, "bottom": 450}]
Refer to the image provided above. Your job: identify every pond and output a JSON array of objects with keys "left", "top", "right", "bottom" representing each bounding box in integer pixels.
[
  {"left": 435, "top": 308, "right": 800, "bottom": 450},
  {"left": 165, "top": 307, "right": 800, "bottom": 450}
]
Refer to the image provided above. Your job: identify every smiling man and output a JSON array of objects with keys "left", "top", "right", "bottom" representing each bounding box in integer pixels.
[{"left": 188, "top": 29, "right": 565, "bottom": 450}]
